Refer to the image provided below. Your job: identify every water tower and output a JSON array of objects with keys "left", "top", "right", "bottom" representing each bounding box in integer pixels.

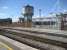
[{"left": 23, "top": 5, "right": 34, "bottom": 27}]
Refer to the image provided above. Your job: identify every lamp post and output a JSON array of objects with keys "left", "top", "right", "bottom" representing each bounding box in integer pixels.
[{"left": 39, "top": 9, "right": 42, "bottom": 26}]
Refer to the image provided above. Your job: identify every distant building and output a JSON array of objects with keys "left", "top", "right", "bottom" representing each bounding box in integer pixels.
[
  {"left": 32, "top": 17, "right": 56, "bottom": 25},
  {"left": 0, "top": 18, "right": 12, "bottom": 25},
  {"left": 19, "top": 17, "right": 24, "bottom": 23}
]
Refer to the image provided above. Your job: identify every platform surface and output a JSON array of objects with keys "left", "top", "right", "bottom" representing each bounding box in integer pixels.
[
  {"left": 0, "top": 35, "right": 38, "bottom": 50},
  {"left": 0, "top": 42, "right": 13, "bottom": 50}
]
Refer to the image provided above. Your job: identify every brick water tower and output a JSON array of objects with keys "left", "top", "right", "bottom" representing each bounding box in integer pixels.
[{"left": 23, "top": 5, "right": 34, "bottom": 27}]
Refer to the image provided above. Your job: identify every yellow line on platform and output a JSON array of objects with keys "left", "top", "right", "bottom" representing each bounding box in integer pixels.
[{"left": 0, "top": 42, "right": 13, "bottom": 50}]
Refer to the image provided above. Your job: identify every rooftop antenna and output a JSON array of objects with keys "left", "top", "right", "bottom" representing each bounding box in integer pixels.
[
  {"left": 39, "top": 9, "right": 42, "bottom": 26},
  {"left": 39, "top": 9, "right": 41, "bottom": 17}
]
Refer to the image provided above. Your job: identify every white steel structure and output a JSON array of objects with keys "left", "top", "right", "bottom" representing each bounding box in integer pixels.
[{"left": 33, "top": 0, "right": 67, "bottom": 30}]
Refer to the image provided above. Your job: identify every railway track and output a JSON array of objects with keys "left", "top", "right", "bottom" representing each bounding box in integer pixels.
[{"left": 0, "top": 28, "right": 67, "bottom": 50}]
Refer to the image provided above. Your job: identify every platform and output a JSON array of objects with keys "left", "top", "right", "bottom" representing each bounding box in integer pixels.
[
  {"left": 0, "top": 35, "right": 38, "bottom": 50},
  {"left": 0, "top": 42, "right": 13, "bottom": 50}
]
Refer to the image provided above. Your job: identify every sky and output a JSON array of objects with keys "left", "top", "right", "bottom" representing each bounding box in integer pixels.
[{"left": 0, "top": 0, "right": 67, "bottom": 22}]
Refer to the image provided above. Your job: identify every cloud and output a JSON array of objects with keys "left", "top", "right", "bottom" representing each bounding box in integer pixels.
[
  {"left": 0, "top": 13, "right": 6, "bottom": 16},
  {"left": 0, "top": 13, "right": 7, "bottom": 18},
  {"left": 0, "top": 13, "right": 10, "bottom": 19},
  {"left": 63, "top": 9, "right": 67, "bottom": 12},
  {"left": 2, "top": 6, "right": 8, "bottom": 9}
]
